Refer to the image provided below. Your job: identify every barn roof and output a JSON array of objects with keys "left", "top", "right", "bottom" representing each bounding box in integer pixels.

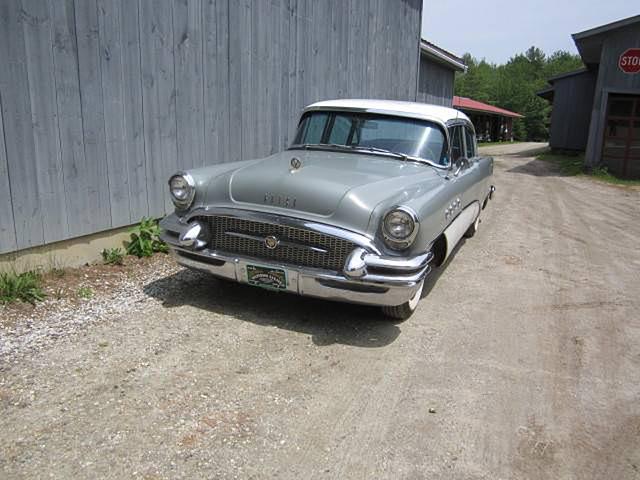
[
  {"left": 452, "top": 96, "right": 524, "bottom": 118},
  {"left": 420, "top": 39, "right": 467, "bottom": 72}
]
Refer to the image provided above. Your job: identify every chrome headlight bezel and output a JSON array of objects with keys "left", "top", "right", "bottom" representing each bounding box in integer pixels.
[
  {"left": 168, "top": 172, "right": 196, "bottom": 209},
  {"left": 382, "top": 206, "right": 419, "bottom": 250}
]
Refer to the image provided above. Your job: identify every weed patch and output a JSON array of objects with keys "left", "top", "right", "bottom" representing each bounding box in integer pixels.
[
  {"left": 102, "top": 248, "right": 125, "bottom": 266},
  {"left": 0, "top": 271, "right": 46, "bottom": 305},
  {"left": 126, "top": 218, "right": 169, "bottom": 258}
]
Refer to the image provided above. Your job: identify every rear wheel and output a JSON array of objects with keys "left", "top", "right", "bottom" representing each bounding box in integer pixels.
[{"left": 381, "top": 280, "right": 424, "bottom": 321}]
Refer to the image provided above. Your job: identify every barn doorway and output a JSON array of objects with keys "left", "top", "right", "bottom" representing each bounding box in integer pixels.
[{"left": 602, "top": 94, "right": 640, "bottom": 178}]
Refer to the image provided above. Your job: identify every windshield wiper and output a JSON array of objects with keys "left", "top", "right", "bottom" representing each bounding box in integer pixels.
[
  {"left": 291, "top": 143, "right": 356, "bottom": 152},
  {"left": 289, "top": 143, "right": 444, "bottom": 169},
  {"left": 349, "top": 146, "right": 444, "bottom": 169}
]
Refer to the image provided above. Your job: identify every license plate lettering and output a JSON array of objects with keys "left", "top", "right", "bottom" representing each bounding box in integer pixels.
[{"left": 246, "top": 265, "right": 287, "bottom": 290}]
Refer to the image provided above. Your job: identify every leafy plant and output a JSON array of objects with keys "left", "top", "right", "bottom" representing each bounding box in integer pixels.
[
  {"left": 126, "top": 217, "right": 169, "bottom": 258},
  {"left": 102, "top": 247, "right": 125, "bottom": 265},
  {"left": 77, "top": 286, "right": 93, "bottom": 299},
  {"left": 0, "top": 270, "right": 46, "bottom": 305}
]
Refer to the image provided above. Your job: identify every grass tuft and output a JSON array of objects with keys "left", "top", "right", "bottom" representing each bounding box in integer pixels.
[
  {"left": 77, "top": 286, "right": 93, "bottom": 299},
  {"left": 0, "top": 270, "right": 46, "bottom": 305}
]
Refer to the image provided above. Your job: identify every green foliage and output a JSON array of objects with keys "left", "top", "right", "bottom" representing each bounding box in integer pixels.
[
  {"left": 102, "top": 247, "right": 125, "bottom": 266},
  {"left": 455, "top": 47, "right": 583, "bottom": 141},
  {"left": 126, "top": 217, "right": 169, "bottom": 258},
  {"left": 77, "top": 286, "right": 93, "bottom": 299},
  {"left": 0, "top": 270, "right": 46, "bottom": 305}
]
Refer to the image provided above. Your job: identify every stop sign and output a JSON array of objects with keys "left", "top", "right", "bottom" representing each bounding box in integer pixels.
[{"left": 619, "top": 48, "right": 640, "bottom": 74}]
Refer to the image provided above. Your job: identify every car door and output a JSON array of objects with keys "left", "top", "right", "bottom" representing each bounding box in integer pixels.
[
  {"left": 442, "top": 124, "right": 480, "bottom": 254},
  {"left": 447, "top": 124, "right": 476, "bottom": 213}
]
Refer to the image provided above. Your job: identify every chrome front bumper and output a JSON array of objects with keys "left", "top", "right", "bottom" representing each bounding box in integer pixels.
[{"left": 160, "top": 212, "right": 432, "bottom": 307}]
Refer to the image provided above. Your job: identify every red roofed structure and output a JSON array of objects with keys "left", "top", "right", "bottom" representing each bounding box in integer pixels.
[{"left": 453, "top": 96, "right": 523, "bottom": 142}]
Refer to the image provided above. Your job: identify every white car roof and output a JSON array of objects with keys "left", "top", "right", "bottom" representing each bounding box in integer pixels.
[{"left": 304, "top": 99, "right": 470, "bottom": 125}]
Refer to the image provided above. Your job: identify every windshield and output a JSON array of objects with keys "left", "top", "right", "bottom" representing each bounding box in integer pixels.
[{"left": 291, "top": 111, "right": 449, "bottom": 166}]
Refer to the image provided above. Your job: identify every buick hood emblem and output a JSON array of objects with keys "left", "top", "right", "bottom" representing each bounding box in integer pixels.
[
  {"left": 264, "top": 235, "right": 279, "bottom": 249},
  {"left": 290, "top": 157, "right": 302, "bottom": 170}
]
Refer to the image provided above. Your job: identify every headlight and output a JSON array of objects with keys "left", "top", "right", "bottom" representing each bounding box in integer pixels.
[
  {"left": 168, "top": 172, "right": 195, "bottom": 209},
  {"left": 382, "top": 207, "right": 418, "bottom": 249}
]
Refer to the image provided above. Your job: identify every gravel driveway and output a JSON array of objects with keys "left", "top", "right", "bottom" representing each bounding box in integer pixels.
[{"left": 2, "top": 143, "right": 639, "bottom": 479}]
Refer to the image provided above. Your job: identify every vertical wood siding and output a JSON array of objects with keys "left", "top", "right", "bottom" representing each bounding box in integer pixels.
[
  {"left": 0, "top": 0, "right": 422, "bottom": 254},
  {"left": 584, "top": 24, "right": 640, "bottom": 167},
  {"left": 417, "top": 55, "right": 455, "bottom": 107},
  {"left": 548, "top": 71, "right": 596, "bottom": 151}
]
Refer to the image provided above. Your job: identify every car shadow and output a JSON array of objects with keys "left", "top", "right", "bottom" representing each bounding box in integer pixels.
[
  {"left": 507, "top": 158, "right": 570, "bottom": 177},
  {"left": 143, "top": 268, "right": 403, "bottom": 348}
]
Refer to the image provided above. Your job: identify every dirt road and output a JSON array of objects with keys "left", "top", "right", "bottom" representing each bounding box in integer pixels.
[{"left": 2, "top": 143, "right": 640, "bottom": 479}]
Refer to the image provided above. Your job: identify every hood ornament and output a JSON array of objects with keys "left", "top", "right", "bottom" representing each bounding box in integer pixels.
[{"left": 290, "top": 157, "right": 302, "bottom": 171}]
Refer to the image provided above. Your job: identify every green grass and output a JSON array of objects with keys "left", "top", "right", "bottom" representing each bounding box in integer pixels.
[
  {"left": 537, "top": 152, "right": 640, "bottom": 186},
  {"left": 0, "top": 270, "right": 46, "bottom": 305}
]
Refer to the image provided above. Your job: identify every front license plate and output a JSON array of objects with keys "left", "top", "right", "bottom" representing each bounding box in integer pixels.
[{"left": 246, "top": 264, "right": 288, "bottom": 290}]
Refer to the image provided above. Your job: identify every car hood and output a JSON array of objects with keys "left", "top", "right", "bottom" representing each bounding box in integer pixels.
[{"left": 212, "top": 149, "right": 444, "bottom": 234}]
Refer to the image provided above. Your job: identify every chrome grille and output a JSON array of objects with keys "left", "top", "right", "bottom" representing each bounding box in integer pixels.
[{"left": 195, "top": 215, "right": 356, "bottom": 271}]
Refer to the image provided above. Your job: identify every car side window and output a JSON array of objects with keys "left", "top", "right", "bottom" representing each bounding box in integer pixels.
[
  {"left": 450, "top": 126, "right": 464, "bottom": 162},
  {"left": 464, "top": 126, "right": 476, "bottom": 158}
]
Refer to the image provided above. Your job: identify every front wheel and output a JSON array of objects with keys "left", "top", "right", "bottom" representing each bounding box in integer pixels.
[
  {"left": 381, "top": 280, "right": 424, "bottom": 321},
  {"left": 464, "top": 214, "right": 480, "bottom": 238}
]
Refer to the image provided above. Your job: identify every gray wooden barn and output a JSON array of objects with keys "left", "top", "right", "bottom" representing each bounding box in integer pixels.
[
  {"left": 0, "top": 0, "right": 435, "bottom": 255},
  {"left": 538, "top": 15, "right": 640, "bottom": 178}
]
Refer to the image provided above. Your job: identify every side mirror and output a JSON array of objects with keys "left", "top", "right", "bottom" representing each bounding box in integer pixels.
[{"left": 453, "top": 157, "right": 470, "bottom": 176}]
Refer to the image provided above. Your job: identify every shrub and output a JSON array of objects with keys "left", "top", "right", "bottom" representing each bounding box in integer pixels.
[
  {"left": 126, "top": 217, "right": 169, "bottom": 258},
  {"left": 102, "top": 247, "right": 125, "bottom": 265},
  {"left": 0, "top": 270, "right": 46, "bottom": 305}
]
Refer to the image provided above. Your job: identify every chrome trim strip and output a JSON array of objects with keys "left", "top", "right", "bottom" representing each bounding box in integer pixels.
[
  {"left": 364, "top": 250, "right": 433, "bottom": 271},
  {"left": 224, "top": 230, "right": 329, "bottom": 254}
]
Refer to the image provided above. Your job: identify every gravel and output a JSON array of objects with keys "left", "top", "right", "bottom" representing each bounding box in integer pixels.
[
  {"left": 0, "top": 255, "right": 183, "bottom": 361},
  {"left": 1, "top": 143, "right": 639, "bottom": 479}
]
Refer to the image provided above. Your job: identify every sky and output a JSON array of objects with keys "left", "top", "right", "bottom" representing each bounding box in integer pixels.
[{"left": 421, "top": 1, "right": 639, "bottom": 64}]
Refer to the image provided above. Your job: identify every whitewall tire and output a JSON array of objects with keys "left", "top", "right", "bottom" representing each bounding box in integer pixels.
[{"left": 381, "top": 279, "right": 424, "bottom": 321}]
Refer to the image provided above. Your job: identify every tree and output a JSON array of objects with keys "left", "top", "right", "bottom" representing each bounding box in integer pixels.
[{"left": 454, "top": 47, "right": 583, "bottom": 141}]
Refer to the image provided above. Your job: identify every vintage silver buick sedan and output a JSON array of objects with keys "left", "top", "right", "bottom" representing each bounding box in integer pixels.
[{"left": 160, "top": 99, "right": 494, "bottom": 320}]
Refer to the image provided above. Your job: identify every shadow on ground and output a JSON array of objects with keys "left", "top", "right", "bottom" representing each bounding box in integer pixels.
[
  {"left": 507, "top": 158, "right": 569, "bottom": 178},
  {"left": 144, "top": 240, "right": 463, "bottom": 348},
  {"left": 143, "top": 267, "right": 403, "bottom": 348}
]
